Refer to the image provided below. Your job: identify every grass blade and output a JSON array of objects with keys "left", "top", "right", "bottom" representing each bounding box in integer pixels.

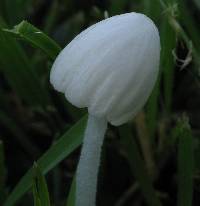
[
  {"left": 143, "top": 0, "right": 161, "bottom": 22},
  {"left": 146, "top": 78, "right": 160, "bottom": 139},
  {"left": 32, "top": 186, "right": 42, "bottom": 206},
  {"left": 160, "top": 11, "right": 176, "bottom": 112},
  {"left": 66, "top": 176, "right": 76, "bottom": 206},
  {"left": 176, "top": 117, "right": 194, "bottom": 206},
  {"left": 119, "top": 124, "right": 162, "bottom": 206},
  {"left": 32, "top": 179, "right": 42, "bottom": 206},
  {"left": 146, "top": 0, "right": 176, "bottom": 138},
  {"left": 178, "top": 0, "right": 200, "bottom": 52},
  {"left": 0, "top": 18, "right": 51, "bottom": 107},
  {"left": 3, "top": 20, "right": 86, "bottom": 120},
  {"left": 4, "top": 115, "right": 87, "bottom": 206},
  {"left": 4, "top": 20, "right": 61, "bottom": 60},
  {"left": 159, "top": 0, "right": 200, "bottom": 75},
  {"left": 32, "top": 163, "right": 50, "bottom": 206}
]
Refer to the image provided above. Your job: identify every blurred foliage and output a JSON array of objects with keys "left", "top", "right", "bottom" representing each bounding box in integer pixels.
[{"left": 0, "top": 0, "right": 200, "bottom": 206}]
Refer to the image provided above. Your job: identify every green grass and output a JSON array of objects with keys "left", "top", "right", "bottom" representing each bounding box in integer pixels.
[
  {"left": 32, "top": 163, "right": 51, "bottom": 206},
  {"left": 4, "top": 116, "right": 87, "bottom": 206},
  {"left": 177, "top": 117, "right": 194, "bottom": 206}
]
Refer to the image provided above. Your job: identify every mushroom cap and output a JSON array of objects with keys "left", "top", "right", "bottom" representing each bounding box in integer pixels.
[{"left": 50, "top": 12, "right": 160, "bottom": 126}]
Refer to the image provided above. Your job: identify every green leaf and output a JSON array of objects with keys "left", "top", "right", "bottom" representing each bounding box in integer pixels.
[
  {"left": 177, "top": 117, "right": 194, "bottom": 206},
  {"left": 32, "top": 163, "right": 50, "bottom": 206},
  {"left": 4, "top": 115, "right": 87, "bottom": 206},
  {"left": 66, "top": 176, "right": 76, "bottom": 206},
  {"left": 119, "top": 124, "right": 162, "bottom": 206},
  {"left": 0, "top": 18, "right": 51, "bottom": 107},
  {"left": 4, "top": 20, "right": 61, "bottom": 60}
]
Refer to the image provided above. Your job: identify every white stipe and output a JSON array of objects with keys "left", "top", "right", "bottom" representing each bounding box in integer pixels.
[{"left": 76, "top": 115, "right": 107, "bottom": 206}]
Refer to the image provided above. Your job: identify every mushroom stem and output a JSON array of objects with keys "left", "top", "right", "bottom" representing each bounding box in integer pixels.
[{"left": 76, "top": 115, "right": 107, "bottom": 206}]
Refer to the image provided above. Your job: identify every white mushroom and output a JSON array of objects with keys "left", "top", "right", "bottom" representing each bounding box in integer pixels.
[{"left": 50, "top": 12, "right": 160, "bottom": 206}]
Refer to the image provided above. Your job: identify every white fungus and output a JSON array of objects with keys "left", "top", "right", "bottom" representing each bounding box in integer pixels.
[{"left": 50, "top": 12, "right": 160, "bottom": 206}]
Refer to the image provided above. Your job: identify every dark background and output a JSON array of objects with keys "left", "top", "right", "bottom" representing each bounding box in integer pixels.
[{"left": 0, "top": 0, "right": 200, "bottom": 205}]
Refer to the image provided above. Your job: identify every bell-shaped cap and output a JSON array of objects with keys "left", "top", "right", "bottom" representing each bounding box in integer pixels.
[{"left": 50, "top": 12, "right": 160, "bottom": 126}]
